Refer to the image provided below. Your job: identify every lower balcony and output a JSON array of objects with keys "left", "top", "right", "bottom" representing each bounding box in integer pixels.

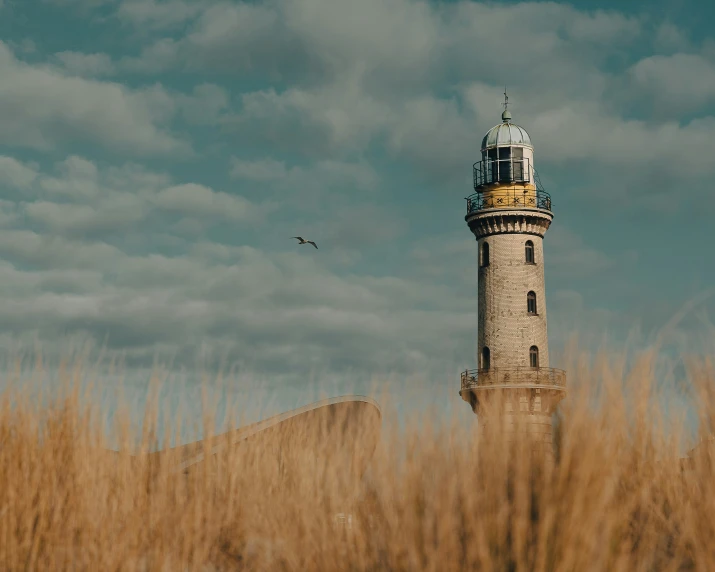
[{"left": 460, "top": 367, "right": 566, "bottom": 392}]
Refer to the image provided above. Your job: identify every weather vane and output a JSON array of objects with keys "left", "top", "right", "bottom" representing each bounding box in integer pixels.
[{"left": 502, "top": 87, "right": 509, "bottom": 111}]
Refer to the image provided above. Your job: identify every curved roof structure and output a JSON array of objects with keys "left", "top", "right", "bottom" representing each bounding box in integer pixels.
[
  {"left": 102, "top": 395, "right": 382, "bottom": 489},
  {"left": 481, "top": 121, "right": 532, "bottom": 149},
  {"left": 172, "top": 395, "right": 382, "bottom": 476}
]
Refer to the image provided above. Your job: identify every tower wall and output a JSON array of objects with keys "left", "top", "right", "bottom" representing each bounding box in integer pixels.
[
  {"left": 462, "top": 210, "right": 563, "bottom": 460},
  {"left": 477, "top": 233, "right": 549, "bottom": 369}
]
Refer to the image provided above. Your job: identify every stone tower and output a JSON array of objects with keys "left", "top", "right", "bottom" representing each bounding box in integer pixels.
[{"left": 459, "top": 92, "right": 566, "bottom": 459}]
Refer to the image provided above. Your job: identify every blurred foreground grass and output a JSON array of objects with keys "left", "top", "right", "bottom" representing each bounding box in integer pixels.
[{"left": 0, "top": 348, "right": 714, "bottom": 571}]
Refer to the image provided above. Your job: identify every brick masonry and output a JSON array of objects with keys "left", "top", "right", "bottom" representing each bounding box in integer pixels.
[
  {"left": 463, "top": 208, "right": 565, "bottom": 456},
  {"left": 477, "top": 231, "right": 549, "bottom": 369}
]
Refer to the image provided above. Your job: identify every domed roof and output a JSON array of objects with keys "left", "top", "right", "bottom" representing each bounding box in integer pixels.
[{"left": 481, "top": 110, "right": 532, "bottom": 149}]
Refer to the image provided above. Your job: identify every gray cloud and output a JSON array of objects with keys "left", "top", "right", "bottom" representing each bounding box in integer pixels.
[
  {"left": 314, "top": 203, "right": 408, "bottom": 251},
  {"left": 120, "top": 0, "right": 640, "bottom": 88},
  {"left": 117, "top": 2, "right": 305, "bottom": 78},
  {"left": 119, "top": 38, "right": 179, "bottom": 73},
  {"left": 52, "top": 51, "right": 117, "bottom": 77},
  {"left": 628, "top": 53, "right": 715, "bottom": 115},
  {"left": 25, "top": 199, "right": 147, "bottom": 238},
  {"left": 653, "top": 21, "right": 693, "bottom": 53},
  {"left": 546, "top": 226, "right": 638, "bottom": 282},
  {"left": 229, "top": 156, "right": 379, "bottom": 193},
  {"left": 0, "top": 41, "right": 189, "bottom": 155},
  {"left": 0, "top": 156, "right": 38, "bottom": 189},
  {"left": 115, "top": 0, "right": 209, "bottom": 30},
  {"left": 175, "top": 83, "right": 230, "bottom": 125},
  {"left": 0, "top": 228, "right": 123, "bottom": 271},
  {"left": 229, "top": 155, "right": 392, "bottom": 253},
  {"left": 0, "top": 200, "right": 21, "bottom": 228},
  {"left": 42, "top": 0, "right": 116, "bottom": 4},
  {"left": 1, "top": 155, "right": 271, "bottom": 243},
  {"left": 224, "top": 75, "right": 389, "bottom": 158},
  {"left": 153, "top": 183, "right": 266, "bottom": 222},
  {"left": 39, "top": 155, "right": 101, "bottom": 199}
]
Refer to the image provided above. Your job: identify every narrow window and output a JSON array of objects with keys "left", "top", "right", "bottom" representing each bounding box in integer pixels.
[
  {"left": 498, "top": 147, "right": 512, "bottom": 183},
  {"left": 529, "top": 346, "right": 539, "bottom": 368},
  {"left": 527, "top": 291, "right": 537, "bottom": 315},
  {"left": 525, "top": 240, "right": 535, "bottom": 264},
  {"left": 487, "top": 148, "right": 498, "bottom": 183},
  {"left": 481, "top": 347, "right": 491, "bottom": 370},
  {"left": 512, "top": 147, "right": 524, "bottom": 181},
  {"left": 481, "top": 241, "right": 490, "bottom": 267}
]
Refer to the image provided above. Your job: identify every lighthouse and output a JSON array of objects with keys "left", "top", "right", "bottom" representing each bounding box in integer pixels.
[{"left": 459, "top": 91, "right": 566, "bottom": 458}]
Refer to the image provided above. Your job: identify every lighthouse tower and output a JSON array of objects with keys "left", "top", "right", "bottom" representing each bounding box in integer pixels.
[{"left": 459, "top": 92, "right": 566, "bottom": 458}]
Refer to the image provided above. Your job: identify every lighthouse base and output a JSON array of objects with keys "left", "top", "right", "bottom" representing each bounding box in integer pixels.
[
  {"left": 461, "top": 385, "right": 565, "bottom": 464},
  {"left": 479, "top": 410, "right": 557, "bottom": 463}
]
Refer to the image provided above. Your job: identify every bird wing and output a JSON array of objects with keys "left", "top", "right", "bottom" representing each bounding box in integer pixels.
[
  {"left": 292, "top": 236, "right": 304, "bottom": 242},
  {"left": 308, "top": 241, "right": 318, "bottom": 249}
]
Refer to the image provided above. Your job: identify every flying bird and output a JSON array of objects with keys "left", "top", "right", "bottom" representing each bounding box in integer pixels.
[{"left": 292, "top": 236, "right": 318, "bottom": 249}]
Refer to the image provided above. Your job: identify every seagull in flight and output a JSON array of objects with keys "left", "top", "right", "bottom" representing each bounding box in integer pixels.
[{"left": 292, "top": 236, "right": 318, "bottom": 249}]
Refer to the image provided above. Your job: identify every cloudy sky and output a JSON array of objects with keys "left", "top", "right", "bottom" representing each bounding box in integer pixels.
[{"left": 0, "top": 0, "right": 713, "bottom": 426}]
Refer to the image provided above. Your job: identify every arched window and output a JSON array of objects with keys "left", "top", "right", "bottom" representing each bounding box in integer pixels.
[
  {"left": 525, "top": 240, "right": 534, "bottom": 264},
  {"left": 529, "top": 346, "right": 539, "bottom": 368},
  {"left": 481, "top": 347, "right": 491, "bottom": 370},
  {"left": 527, "top": 291, "right": 537, "bottom": 315},
  {"left": 480, "top": 241, "right": 490, "bottom": 267}
]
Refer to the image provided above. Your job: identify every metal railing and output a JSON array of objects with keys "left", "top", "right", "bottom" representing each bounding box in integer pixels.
[
  {"left": 460, "top": 367, "right": 567, "bottom": 391},
  {"left": 466, "top": 188, "right": 552, "bottom": 214},
  {"left": 473, "top": 158, "right": 531, "bottom": 189}
]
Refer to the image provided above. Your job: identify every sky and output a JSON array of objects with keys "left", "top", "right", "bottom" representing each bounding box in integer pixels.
[{"left": 0, "top": 0, "right": 713, "bottom": 433}]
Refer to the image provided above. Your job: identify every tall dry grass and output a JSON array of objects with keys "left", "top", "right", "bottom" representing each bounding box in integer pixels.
[{"left": 0, "top": 347, "right": 713, "bottom": 571}]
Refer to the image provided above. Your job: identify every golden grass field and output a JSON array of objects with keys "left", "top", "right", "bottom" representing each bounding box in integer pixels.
[{"left": 0, "top": 345, "right": 714, "bottom": 571}]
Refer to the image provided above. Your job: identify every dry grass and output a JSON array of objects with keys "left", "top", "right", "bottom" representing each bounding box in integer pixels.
[{"left": 0, "top": 348, "right": 714, "bottom": 571}]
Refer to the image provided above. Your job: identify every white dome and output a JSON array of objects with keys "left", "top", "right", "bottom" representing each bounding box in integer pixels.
[{"left": 481, "top": 121, "right": 532, "bottom": 149}]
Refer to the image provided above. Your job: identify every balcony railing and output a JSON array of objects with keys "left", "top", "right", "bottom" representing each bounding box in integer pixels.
[
  {"left": 460, "top": 367, "right": 567, "bottom": 392},
  {"left": 466, "top": 189, "right": 552, "bottom": 215},
  {"left": 473, "top": 158, "right": 531, "bottom": 189}
]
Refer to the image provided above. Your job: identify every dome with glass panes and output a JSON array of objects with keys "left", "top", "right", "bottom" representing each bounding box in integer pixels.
[
  {"left": 480, "top": 108, "right": 532, "bottom": 150},
  {"left": 475, "top": 93, "right": 537, "bottom": 190}
]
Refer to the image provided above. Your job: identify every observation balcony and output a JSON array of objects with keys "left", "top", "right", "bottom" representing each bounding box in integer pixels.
[
  {"left": 460, "top": 367, "right": 566, "bottom": 393},
  {"left": 465, "top": 189, "right": 552, "bottom": 215}
]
